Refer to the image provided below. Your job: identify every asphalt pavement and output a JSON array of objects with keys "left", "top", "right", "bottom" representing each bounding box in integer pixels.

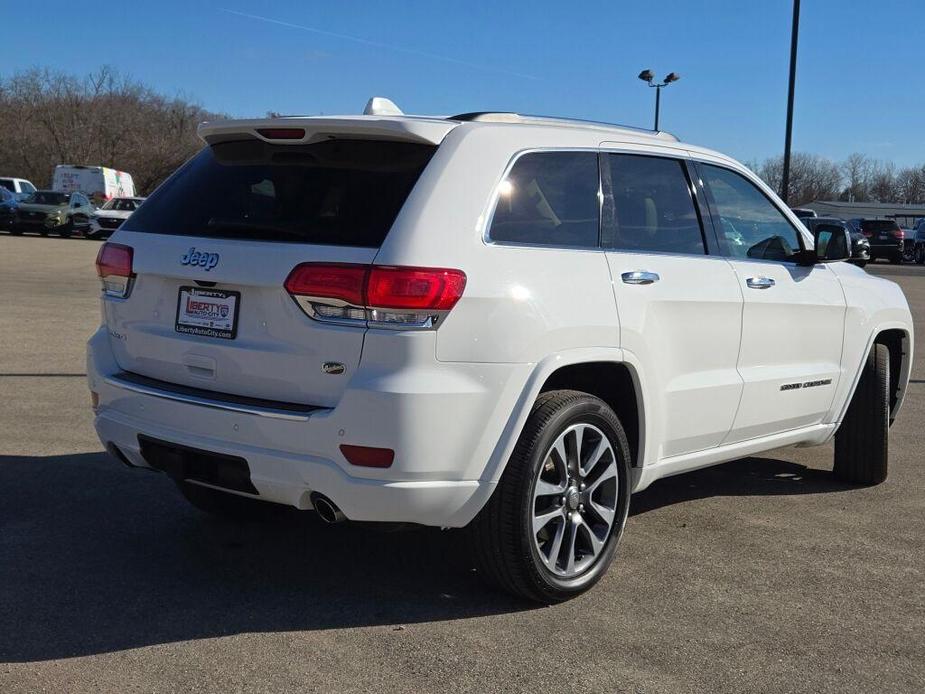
[{"left": 1, "top": 234, "right": 922, "bottom": 693}]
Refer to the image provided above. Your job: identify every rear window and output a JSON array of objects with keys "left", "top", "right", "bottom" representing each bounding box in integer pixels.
[
  {"left": 125, "top": 139, "right": 436, "bottom": 246},
  {"left": 861, "top": 220, "right": 900, "bottom": 232}
]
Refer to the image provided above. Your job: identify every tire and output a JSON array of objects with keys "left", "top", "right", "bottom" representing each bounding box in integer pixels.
[
  {"left": 9, "top": 227, "right": 22, "bottom": 236},
  {"left": 58, "top": 220, "right": 73, "bottom": 238},
  {"left": 834, "top": 343, "right": 890, "bottom": 485},
  {"left": 855, "top": 260, "right": 868, "bottom": 268},
  {"left": 175, "top": 480, "right": 288, "bottom": 521},
  {"left": 467, "top": 390, "right": 631, "bottom": 603},
  {"left": 890, "top": 253, "right": 902, "bottom": 264}
]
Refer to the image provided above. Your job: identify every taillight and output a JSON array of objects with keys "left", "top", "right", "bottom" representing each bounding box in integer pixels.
[
  {"left": 893, "top": 229, "right": 904, "bottom": 240},
  {"left": 284, "top": 263, "right": 466, "bottom": 329},
  {"left": 95, "top": 242, "right": 134, "bottom": 298}
]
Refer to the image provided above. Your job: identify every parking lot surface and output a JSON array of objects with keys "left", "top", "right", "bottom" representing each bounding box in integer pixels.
[{"left": 1, "top": 234, "right": 922, "bottom": 693}]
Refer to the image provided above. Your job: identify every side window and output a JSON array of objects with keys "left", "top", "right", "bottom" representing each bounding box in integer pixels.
[
  {"left": 700, "top": 164, "right": 804, "bottom": 262},
  {"left": 604, "top": 154, "right": 705, "bottom": 255},
  {"left": 489, "top": 151, "right": 600, "bottom": 248}
]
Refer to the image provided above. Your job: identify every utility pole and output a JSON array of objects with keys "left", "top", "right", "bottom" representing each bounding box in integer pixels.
[{"left": 781, "top": 0, "right": 801, "bottom": 203}]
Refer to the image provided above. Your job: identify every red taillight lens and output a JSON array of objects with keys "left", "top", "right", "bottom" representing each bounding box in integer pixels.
[
  {"left": 256, "top": 127, "right": 306, "bottom": 140},
  {"left": 96, "top": 242, "right": 133, "bottom": 278},
  {"left": 339, "top": 444, "right": 395, "bottom": 468},
  {"left": 284, "top": 263, "right": 368, "bottom": 305},
  {"left": 862, "top": 230, "right": 873, "bottom": 238},
  {"left": 284, "top": 262, "right": 466, "bottom": 327},
  {"left": 367, "top": 266, "right": 467, "bottom": 310},
  {"left": 95, "top": 242, "right": 134, "bottom": 298},
  {"left": 893, "top": 229, "right": 904, "bottom": 239}
]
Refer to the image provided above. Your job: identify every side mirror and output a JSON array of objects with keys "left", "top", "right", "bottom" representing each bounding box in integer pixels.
[{"left": 813, "top": 226, "right": 851, "bottom": 263}]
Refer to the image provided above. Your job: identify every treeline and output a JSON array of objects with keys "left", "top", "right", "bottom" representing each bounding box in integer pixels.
[
  {"left": 749, "top": 152, "right": 925, "bottom": 207},
  {"left": 0, "top": 67, "right": 224, "bottom": 195}
]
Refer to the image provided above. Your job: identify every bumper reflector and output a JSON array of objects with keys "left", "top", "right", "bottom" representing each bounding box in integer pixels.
[{"left": 339, "top": 444, "right": 395, "bottom": 468}]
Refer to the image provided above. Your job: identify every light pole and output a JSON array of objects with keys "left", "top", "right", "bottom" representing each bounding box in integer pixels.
[
  {"left": 638, "top": 70, "right": 681, "bottom": 131},
  {"left": 780, "top": 0, "right": 801, "bottom": 204}
]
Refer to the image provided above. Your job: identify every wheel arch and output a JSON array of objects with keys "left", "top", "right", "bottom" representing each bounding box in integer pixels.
[
  {"left": 479, "top": 349, "right": 647, "bottom": 488},
  {"left": 831, "top": 323, "right": 913, "bottom": 428},
  {"left": 875, "top": 327, "right": 911, "bottom": 422}
]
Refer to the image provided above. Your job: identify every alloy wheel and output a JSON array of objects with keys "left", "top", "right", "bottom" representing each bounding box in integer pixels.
[{"left": 531, "top": 423, "right": 619, "bottom": 578}]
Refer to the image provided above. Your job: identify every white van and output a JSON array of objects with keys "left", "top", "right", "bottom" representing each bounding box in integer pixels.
[{"left": 52, "top": 165, "right": 136, "bottom": 203}]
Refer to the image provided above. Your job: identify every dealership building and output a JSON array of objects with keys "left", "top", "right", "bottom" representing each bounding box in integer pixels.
[{"left": 805, "top": 200, "right": 925, "bottom": 228}]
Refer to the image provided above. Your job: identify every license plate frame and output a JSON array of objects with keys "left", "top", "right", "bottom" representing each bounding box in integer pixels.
[{"left": 175, "top": 286, "right": 241, "bottom": 340}]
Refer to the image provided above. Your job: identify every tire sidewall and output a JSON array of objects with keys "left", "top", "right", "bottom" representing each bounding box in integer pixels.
[{"left": 518, "top": 397, "right": 631, "bottom": 596}]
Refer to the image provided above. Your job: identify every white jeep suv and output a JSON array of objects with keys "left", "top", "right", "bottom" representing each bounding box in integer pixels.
[{"left": 87, "top": 105, "right": 913, "bottom": 602}]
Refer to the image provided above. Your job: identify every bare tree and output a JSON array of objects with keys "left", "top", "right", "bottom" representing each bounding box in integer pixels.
[
  {"left": 755, "top": 153, "right": 842, "bottom": 206},
  {"left": 0, "top": 67, "right": 225, "bottom": 194}
]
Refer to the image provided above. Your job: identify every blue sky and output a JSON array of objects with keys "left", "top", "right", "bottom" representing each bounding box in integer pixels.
[{"left": 5, "top": 0, "right": 924, "bottom": 166}]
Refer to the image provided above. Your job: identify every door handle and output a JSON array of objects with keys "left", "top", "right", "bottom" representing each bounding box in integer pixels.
[
  {"left": 621, "top": 271, "right": 660, "bottom": 285},
  {"left": 746, "top": 276, "right": 775, "bottom": 289}
]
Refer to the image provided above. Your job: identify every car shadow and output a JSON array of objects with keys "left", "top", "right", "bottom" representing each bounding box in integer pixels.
[
  {"left": 630, "top": 455, "right": 853, "bottom": 515},
  {"left": 0, "top": 450, "right": 848, "bottom": 662}
]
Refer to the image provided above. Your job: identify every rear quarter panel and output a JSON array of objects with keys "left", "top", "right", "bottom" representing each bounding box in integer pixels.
[{"left": 375, "top": 124, "right": 620, "bottom": 364}]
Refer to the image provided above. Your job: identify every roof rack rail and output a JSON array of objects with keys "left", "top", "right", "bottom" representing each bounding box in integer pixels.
[{"left": 448, "top": 112, "right": 679, "bottom": 141}]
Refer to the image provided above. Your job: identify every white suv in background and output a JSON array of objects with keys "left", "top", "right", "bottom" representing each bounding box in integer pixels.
[{"left": 87, "top": 103, "right": 913, "bottom": 602}]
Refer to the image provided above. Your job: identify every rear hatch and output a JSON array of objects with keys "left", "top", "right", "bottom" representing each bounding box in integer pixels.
[
  {"left": 103, "top": 121, "right": 449, "bottom": 408},
  {"left": 860, "top": 219, "right": 901, "bottom": 244}
]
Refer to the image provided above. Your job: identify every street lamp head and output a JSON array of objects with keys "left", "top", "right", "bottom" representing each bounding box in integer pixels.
[
  {"left": 638, "top": 69, "right": 654, "bottom": 83},
  {"left": 664, "top": 72, "right": 681, "bottom": 84}
]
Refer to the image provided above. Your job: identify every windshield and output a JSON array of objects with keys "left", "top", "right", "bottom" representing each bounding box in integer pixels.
[
  {"left": 103, "top": 198, "right": 141, "bottom": 211},
  {"left": 125, "top": 138, "right": 436, "bottom": 246},
  {"left": 25, "top": 192, "right": 69, "bottom": 205}
]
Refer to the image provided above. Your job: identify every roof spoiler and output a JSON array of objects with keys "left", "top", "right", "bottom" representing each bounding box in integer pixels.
[{"left": 198, "top": 114, "right": 454, "bottom": 146}]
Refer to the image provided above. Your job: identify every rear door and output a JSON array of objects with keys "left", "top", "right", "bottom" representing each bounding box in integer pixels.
[
  {"left": 696, "top": 162, "right": 846, "bottom": 442},
  {"left": 105, "top": 137, "right": 437, "bottom": 408},
  {"left": 601, "top": 150, "right": 744, "bottom": 459}
]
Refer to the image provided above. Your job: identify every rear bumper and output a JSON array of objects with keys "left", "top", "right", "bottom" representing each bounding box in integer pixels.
[{"left": 86, "top": 327, "right": 520, "bottom": 527}]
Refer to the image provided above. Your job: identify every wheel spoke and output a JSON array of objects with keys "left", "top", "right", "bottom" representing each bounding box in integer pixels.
[
  {"left": 572, "top": 426, "right": 584, "bottom": 471},
  {"left": 533, "top": 506, "right": 564, "bottom": 536},
  {"left": 564, "top": 517, "right": 579, "bottom": 574},
  {"left": 535, "top": 478, "right": 566, "bottom": 496},
  {"left": 587, "top": 463, "right": 617, "bottom": 495},
  {"left": 588, "top": 498, "right": 615, "bottom": 527},
  {"left": 578, "top": 516, "right": 604, "bottom": 557},
  {"left": 580, "top": 438, "right": 610, "bottom": 478},
  {"left": 542, "top": 518, "right": 566, "bottom": 569}
]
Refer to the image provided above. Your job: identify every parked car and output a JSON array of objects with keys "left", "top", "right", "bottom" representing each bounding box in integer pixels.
[
  {"left": 0, "top": 187, "right": 23, "bottom": 229},
  {"left": 53, "top": 165, "right": 136, "bottom": 204},
  {"left": 12, "top": 190, "right": 95, "bottom": 237},
  {"left": 848, "top": 218, "right": 904, "bottom": 263},
  {"left": 911, "top": 221, "right": 925, "bottom": 264},
  {"left": 790, "top": 207, "right": 817, "bottom": 219},
  {"left": 87, "top": 196, "right": 146, "bottom": 239},
  {"left": 0, "top": 177, "right": 37, "bottom": 195},
  {"left": 802, "top": 217, "right": 869, "bottom": 267},
  {"left": 87, "top": 104, "right": 913, "bottom": 602}
]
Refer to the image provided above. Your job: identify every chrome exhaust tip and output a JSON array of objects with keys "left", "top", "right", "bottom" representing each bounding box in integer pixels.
[{"left": 310, "top": 492, "right": 346, "bottom": 524}]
